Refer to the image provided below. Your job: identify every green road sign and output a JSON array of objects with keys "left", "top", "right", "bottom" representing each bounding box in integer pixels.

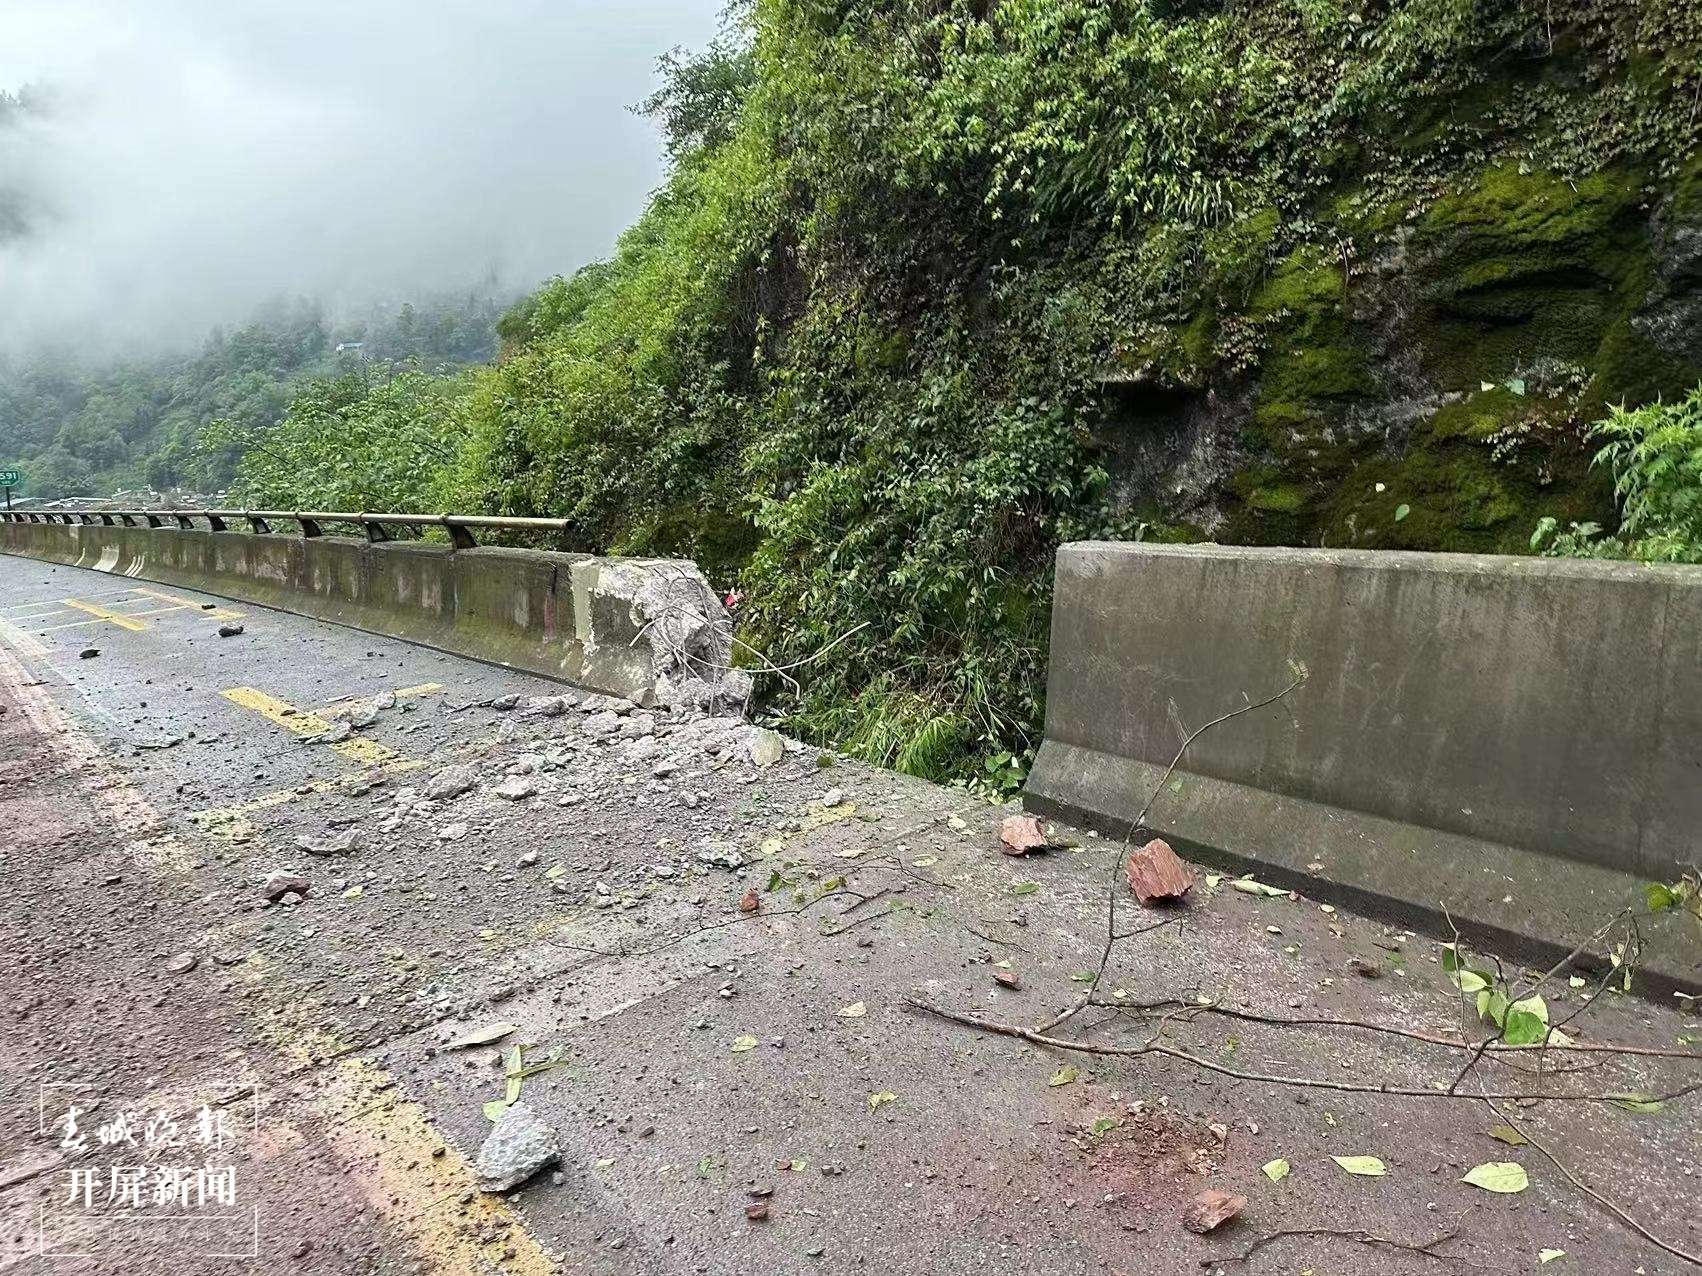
[{"left": 0, "top": 470, "right": 20, "bottom": 487}]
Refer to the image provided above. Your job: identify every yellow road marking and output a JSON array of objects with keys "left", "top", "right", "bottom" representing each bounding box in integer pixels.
[
  {"left": 130, "top": 586, "right": 244, "bottom": 621},
  {"left": 235, "top": 955, "right": 557, "bottom": 1275},
  {"left": 36, "top": 606, "right": 192, "bottom": 633},
  {"left": 221, "top": 686, "right": 397, "bottom": 767},
  {"left": 190, "top": 759, "right": 427, "bottom": 841},
  {"left": 0, "top": 638, "right": 555, "bottom": 1269},
  {"left": 316, "top": 681, "right": 444, "bottom": 713},
  {"left": 61, "top": 597, "right": 150, "bottom": 631}
]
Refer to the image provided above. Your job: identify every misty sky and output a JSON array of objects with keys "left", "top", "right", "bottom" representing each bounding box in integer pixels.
[{"left": 0, "top": 0, "right": 721, "bottom": 354}]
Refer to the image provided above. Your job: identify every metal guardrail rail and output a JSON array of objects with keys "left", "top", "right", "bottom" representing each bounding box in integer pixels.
[{"left": 0, "top": 509, "right": 569, "bottom": 549}]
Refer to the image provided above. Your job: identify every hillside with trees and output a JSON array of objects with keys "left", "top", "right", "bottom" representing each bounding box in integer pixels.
[{"left": 0, "top": 296, "right": 504, "bottom": 500}]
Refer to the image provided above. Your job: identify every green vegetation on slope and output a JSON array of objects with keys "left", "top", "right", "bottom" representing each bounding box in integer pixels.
[{"left": 227, "top": 0, "right": 1702, "bottom": 783}]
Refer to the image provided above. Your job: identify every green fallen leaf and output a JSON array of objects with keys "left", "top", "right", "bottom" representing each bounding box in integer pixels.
[
  {"left": 504, "top": 1045, "right": 524, "bottom": 1104},
  {"left": 1331, "top": 1155, "right": 1387, "bottom": 1177},
  {"left": 1461, "top": 1161, "right": 1528, "bottom": 1193},
  {"left": 1567, "top": 975, "right": 1586, "bottom": 989},
  {"left": 1070, "top": 971, "right": 1097, "bottom": 982},
  {"left": 868, "top": 1091, "right": 897, "bottom": 1112},
  {"left": 446, "top": 1022, "right": 519, "bottom": 1049},
  {"left": 544, "top": 864, "right": 566, "bottom": 880},
  {"left": 1506, "top": 378, "right": 1526, "bottom": 396},
  {"left": 1261, "top": 1158, "right": 1290, "bottom": 1182},
  {"left": 1048, "top": 1064, "right": 1080, "bottom": 1088},
  {"left": 1167, "top": 776, "right": 1185, "bottom": 794},
  {"left": 1394, "top": 503, "right": 1411, "bottom": 522},
  {"left": 342, "top": 885, "right": 363, "bottom": 899},
  {"left": 1091, "top": 1116, "right": 1121, "bottom": 1137},
  {"left": 1231, "top": 878, "right": 1290, "bottom": 898},
  {"left": 1538, "top": 1249, "right": 1566, "bottom": 1264},
  {"left": 730, "top": 1035, "right": 760, "bottom": 1053},
  {"left": 1488, "top": 1124, "right": 1529, "bottom": 1146},
  {"left": 1012, "top": 881, "right": 1039, "bottom": 896},
  {"left": 1606, "top": 1092, "right": 1664, "bottom": 1113},
  {"left": 482, "top": 1099, "right": 510, "bottom": 1122}
]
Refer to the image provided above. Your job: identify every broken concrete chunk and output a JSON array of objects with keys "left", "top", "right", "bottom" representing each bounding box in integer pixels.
[
  {"left": 746, "top": 728, "right": 785, "bottom": 769},
  {"left": 217, "top": 623, "right": 244, "bottom": 638},
  {"left": 297, "top": 830, "right": 359, "bottom": 857},
  {"left": 998, "top": 814, "right": 1051, "bottom": 856},
  {"left": 487, "top": 694, "right": 521, "bottom": 711},
  {"left": 696, "top": 845, "right": 744, "bottom": 871},
  {"left": 306, "top": 720, "right": 353, "bottom": 745},
  {"left": 1126, "top": 837, "right": 1196, "bottom": 904},
  {"left": 1182, "top": 1187, "right": 1245, "bottom": 1234},
  {"left": 520, "top": 695, "right": 575, "bottom": 717},
  {"left": 476, "top": 1102, "right": 561, "bottom": 1193},
  {"left": 423, "top": 764, "right": 478, "bottom": 802}
]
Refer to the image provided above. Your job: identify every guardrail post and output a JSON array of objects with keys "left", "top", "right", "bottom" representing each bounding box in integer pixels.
[
  {"left": 206, "top": 513, "right": 227, "bottom": 531},
  {"left": 297, "top": 515, "right": 323, "bottom": 538},
  {"left": 98, "top": 513, "right": 116, "bottom": 526},
  {"left": 145, "top": 513, "right": 164, "bottom": 528},
  {"left": 118, "top": 514, "right": 138, "bottom": 526},
  {"left": 364, "top": 517, "right": 390, "bottom": 543},
  {"left": 443, "top": 517, "right": 477, "bottom": 549},
  {"left": 247, "top": 514, "right": 271, "bottom": 534}
]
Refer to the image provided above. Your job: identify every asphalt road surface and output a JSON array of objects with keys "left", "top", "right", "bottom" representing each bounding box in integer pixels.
[{"left": 1, "top": 552, "right": 1699, "bottom": 1275}]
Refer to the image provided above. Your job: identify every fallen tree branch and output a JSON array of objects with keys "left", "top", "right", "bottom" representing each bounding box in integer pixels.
[
  {"left": 1205, "top": 1225, "right": 1465, "bottom": 1269},
  {"left": 1053, "top": 672, "right": 1308, "bottom": 1034},
  {"left": 907, "top": 999, "right": 1702, "bottom": 1106},
  {"left": 1089, "top": 997, "right": 1702, "bottom": 1061}
]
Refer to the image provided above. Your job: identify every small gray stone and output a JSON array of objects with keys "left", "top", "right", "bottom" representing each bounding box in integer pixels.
[
  {"left": 493, "top": 775, "right": 538, "bottom": 801},
  {"left": 297, "top": 830, "right": 359, "bottom": 857},
  {"left": 475, "top": 1102, "right": 561, "bottom": 1192}
]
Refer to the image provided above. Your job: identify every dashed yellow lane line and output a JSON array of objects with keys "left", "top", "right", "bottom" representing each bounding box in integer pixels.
[
  {"left": 60, "top": 597, "right": 150, "bottom": 632},
  {"left": 189, "top": 759, "right": 427, "bottom": 841},
  {"left": 220, "top": 686, "right": 398, "bottom": 768},
  {"left": 316, "top": 681, "right": 443, "bottom": 714},
  {"left": 130, "top": 585, "right": 244, "bottom": 621}
]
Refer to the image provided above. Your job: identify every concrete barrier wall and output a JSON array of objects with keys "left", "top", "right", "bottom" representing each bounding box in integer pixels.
[
  {"left": 1025, "top": 542, "right": 1702, "bottom": 990},
  {"left": 0, "top": 520, "right": 749, "bottom": 710}
]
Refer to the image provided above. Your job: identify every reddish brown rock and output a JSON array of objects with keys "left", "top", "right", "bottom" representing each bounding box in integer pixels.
[
  {"left": 1181, "top": 1187, "right": 1245, "bottom": 1234},
  {"left": 999, "top": 814, "right": 1050, "bottom": 856},
  {"left": 1126, "top": 837, "right": 1195, "bottom": 904}
]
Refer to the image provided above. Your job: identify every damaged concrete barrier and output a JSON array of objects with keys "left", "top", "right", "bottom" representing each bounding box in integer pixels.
[
  {"left": 1024, "top": 541, "right": 1702, "bottom": 993},
  {"left": 0, "top": 520, "right": 750, "bottom": 710}
]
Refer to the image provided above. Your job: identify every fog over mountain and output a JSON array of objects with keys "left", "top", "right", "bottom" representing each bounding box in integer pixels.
[{"left": 0, "top": 0, "right": 720, "bottom": 354}]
